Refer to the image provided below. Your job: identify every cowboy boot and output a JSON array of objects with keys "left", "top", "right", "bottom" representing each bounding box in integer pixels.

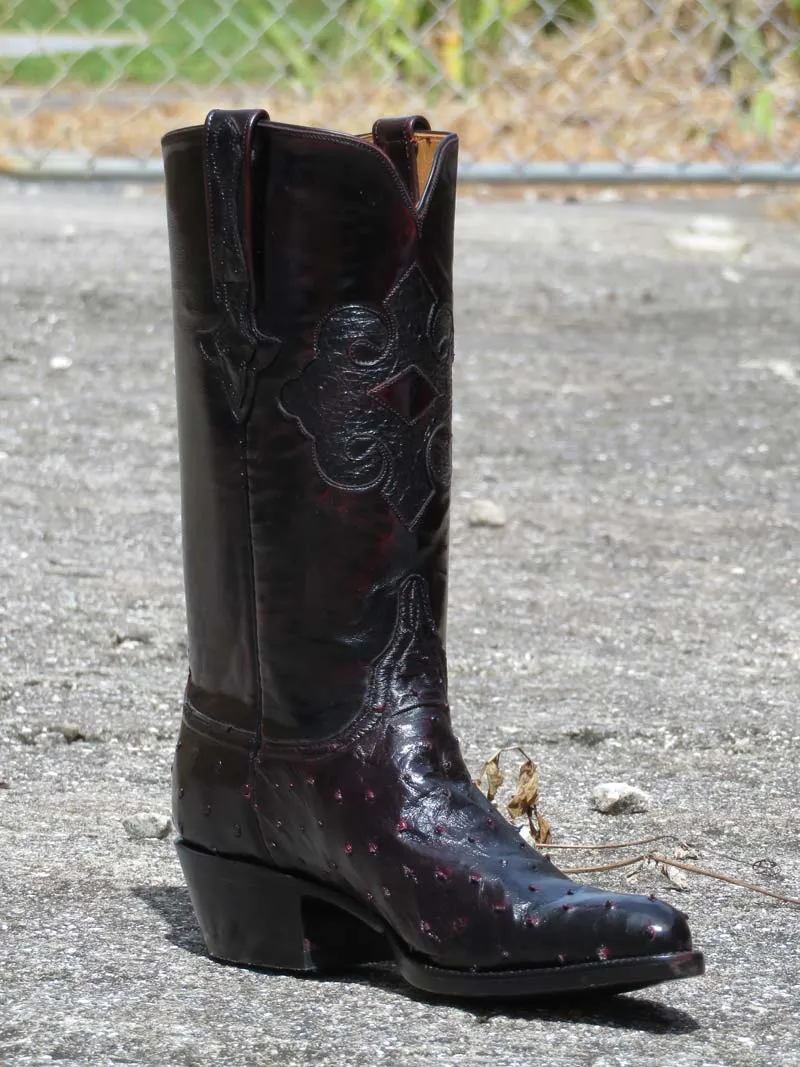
[{"left": 162, "top": 107, "right": 704, "bottom": 998}]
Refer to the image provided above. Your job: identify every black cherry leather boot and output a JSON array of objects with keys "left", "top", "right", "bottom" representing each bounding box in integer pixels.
[{"left": 162, "top": 108, "right": 704, "bottom": 997}]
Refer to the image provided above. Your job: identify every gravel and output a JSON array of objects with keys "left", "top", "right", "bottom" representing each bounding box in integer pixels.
[{"left": 1, "top": 183, "right": 800, "bottom": 1067}]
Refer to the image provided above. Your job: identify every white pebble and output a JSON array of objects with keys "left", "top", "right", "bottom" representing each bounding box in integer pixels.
[
  {"left": 668, "top": 229, "right": 748, "bottom": 255},
  {"left": 123, "top": 812, "right": 172, "bottom": 841},
  {"left": 468, "top": 500, "right": 507, "bottom": 528},
  {"left": 49, "top": 356, "right": 73, "bottom": 370},
  {"left": 671, "top": 214, "right": 746, "bottom": 254},
  {"left": 690, "top": 214, "right": 736, "bottom": 235},
  {"left": 591, "top": 781, "right": 651, "bottom": 815}
]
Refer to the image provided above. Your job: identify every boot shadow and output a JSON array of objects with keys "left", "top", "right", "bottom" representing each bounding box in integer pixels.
[
  {"left": 133, "top": 884, "right": 700, "bottom": 1034},
  {"left": 132, "top": 884, "right": 208, "bottom": 959}
]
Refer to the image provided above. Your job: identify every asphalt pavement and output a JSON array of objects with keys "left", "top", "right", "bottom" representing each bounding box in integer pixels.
[{"left": 1, "top": 181, "right": 799, "bottom": 1066}]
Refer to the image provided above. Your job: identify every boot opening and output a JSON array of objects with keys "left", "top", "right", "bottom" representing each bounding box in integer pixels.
[{"left": 360, "top": 128, "right": 448, "bottom": 203}]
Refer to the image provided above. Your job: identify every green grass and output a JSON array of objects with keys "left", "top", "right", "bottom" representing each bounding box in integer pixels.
[
  {"left": 0, "top": 0, "right": 602, "bottom": 88},
  {"left": 0, "top": 0, "right": 333, "bottom": 85}
]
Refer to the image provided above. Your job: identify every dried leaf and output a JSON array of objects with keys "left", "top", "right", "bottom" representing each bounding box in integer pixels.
[
  {"left": 659, "top": 859, "right": 690, "bottom": 891},
  {"left": 507, "top": 758, "right": 539, "bottom": 820},
  {"left": 475, "top": 751, "right": 504, "bottom": 802},
  {"left": 508, "top": 757, "right": 552, "bottom": 844},
  {"left": 534, "top": 811, "right": 553, "bottom": 846}
]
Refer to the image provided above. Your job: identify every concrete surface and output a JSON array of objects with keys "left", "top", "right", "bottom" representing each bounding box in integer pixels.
[{"left": 1, "top": 183, "right": 799, "bottom": 1066}]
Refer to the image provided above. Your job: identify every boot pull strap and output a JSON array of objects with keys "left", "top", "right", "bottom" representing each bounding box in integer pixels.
[
  {"left": 203, "top": 108, "right": 268, "bottom": 342},
  {"left": 372, "top": 114, "right": 431, "bottom": 202}
]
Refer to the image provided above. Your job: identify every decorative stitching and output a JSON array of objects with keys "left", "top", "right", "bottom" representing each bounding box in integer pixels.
[
  {"left": 369, "top": 574, "right": 449, "bottom": 717},
  {"left": 371, "top": 115, "right": 431, "bottom": 202},
  {"left": 197, "top": 325, "right": 280, "bottom": 424},
  {"left": 258, "top": 574, "right": 449, "bottom": 759},
  {"left": 199, "top": 109, "right": 281, "bottom": 423},
  {"left": 183, "top": 700, "right": 257, "bottom": 742}
]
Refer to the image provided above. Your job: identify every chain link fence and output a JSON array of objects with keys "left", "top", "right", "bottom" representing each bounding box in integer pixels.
[{"left": 1, "top": 1, "right": 800, "bottom": 182}]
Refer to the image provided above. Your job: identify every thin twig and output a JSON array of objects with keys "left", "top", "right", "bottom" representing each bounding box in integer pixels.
[
  {"left": 561, "top": 856, "right": 647, "bottom": 875},
  {"left": 563, "top": 850, "right": 800, "bottom": 906},
  {"left": 479, "top": 746, "right": 800, "bottom": 905},
  {"left": 540, "top": 835, "right": 674, "bottom": 852},
  {"left": 649, "top": 854, "right": 800, "bottom": 907}
]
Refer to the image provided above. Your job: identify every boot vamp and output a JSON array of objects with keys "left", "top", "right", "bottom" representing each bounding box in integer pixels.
[{"left": 253, "top": 705, "right": 692, "bottom": 970}]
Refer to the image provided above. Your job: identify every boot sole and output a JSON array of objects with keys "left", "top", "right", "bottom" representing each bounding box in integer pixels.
[{"left": 176, "top": 840, "right": 705, "bottom": 999}]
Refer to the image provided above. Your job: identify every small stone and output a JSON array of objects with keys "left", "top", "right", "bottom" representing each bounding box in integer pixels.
[
  {"left": 468, "top": 500, "right": 507, "bottom": 528},
  {"left": 667, "top": 217, "right": 748, "bottom": 256},
  {"left": 112, "top": 628, "right": 153, "bottom": 647},
  {"left": 123, "top": 812, "right": 172, "bottom": 841},
  {"left": 690, "top": 214, "right": 736, "bottom": 235},
  {"left": 591, "top": 781, "right": 651, "bottom": 815},
  {"left": 49, "top": 356, "right": 73, "bottom": 371},
  {"left": 52, "top": 723, "right": 86, "bottom": 743}
]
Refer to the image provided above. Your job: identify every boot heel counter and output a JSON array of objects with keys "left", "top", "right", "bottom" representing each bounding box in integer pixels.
[{"left": 173, "top": 708, "right": 265, "bottom": 860}]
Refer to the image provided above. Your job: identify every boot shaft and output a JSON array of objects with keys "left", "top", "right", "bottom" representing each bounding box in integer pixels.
[{"left": 163, "top": 111, "right": 459, "bottom": 742}]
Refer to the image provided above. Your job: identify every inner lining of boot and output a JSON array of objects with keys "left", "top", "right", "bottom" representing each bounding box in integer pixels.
[
  {"left": 361, "top": 129, "right": 447, "bottom": 203},
  {"left": 414, "top": 132, "right": 445, "bottom": 195}
]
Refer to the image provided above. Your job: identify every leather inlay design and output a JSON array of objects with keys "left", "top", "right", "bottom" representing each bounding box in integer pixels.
[
  {"left": 199, "top": 109, "right": 281, "bottom": 423},
  {"left": 280, "top": 263, "right": 454, "bottom": 529}
]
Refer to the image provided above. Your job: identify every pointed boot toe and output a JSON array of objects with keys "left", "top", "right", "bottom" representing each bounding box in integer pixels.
[
  {"left": 163, "top": 106, "right": 704, "bottom": 1000},
  {"left": 631, "top": 894, "right": 694, "bottom": 956},
  {"left": 536, "top": 885, "right": 694, "bottom": 964}
]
